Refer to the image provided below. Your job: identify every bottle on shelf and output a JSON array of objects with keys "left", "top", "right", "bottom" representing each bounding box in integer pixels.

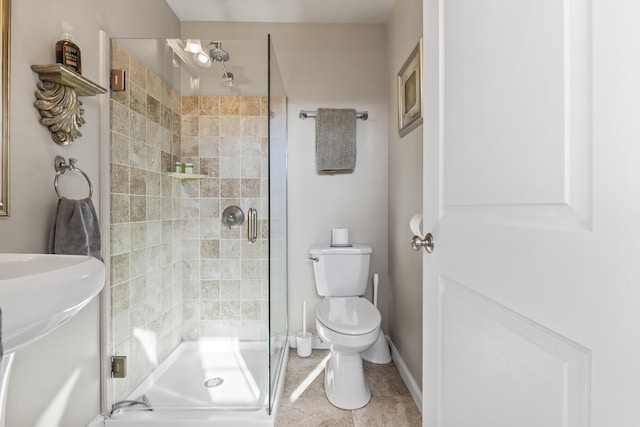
[{"left": 55, "top": 22, "right": 82, "bottom": 74}]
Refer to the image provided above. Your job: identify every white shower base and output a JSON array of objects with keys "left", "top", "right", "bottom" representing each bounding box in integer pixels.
[{"left": 105, "top": 339, "right": 287, "bottom": 427}]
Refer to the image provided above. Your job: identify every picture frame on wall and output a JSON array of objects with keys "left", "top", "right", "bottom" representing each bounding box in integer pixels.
[{"left": 397, "top": 38, "right": 423, "bottom": 137}]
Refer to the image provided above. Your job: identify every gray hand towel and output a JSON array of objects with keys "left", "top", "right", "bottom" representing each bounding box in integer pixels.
[
  {"left": 316, "top": 108, "right": 357, "bottom": 173},
  {"left": 49, "top": 197, "right": 103, "bottom": 262}
]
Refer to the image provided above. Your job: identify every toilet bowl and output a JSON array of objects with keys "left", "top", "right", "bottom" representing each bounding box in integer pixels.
[
  {"left": 316, "top": 297, "right": 381, "bottom": 409},
  {"left": 309, "top": 243, "right": 381, "bottom": 410}
]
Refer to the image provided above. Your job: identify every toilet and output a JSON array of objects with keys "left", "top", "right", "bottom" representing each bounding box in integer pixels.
[{"left": 309, "top": 243, "right": 381, "bottom": 410}]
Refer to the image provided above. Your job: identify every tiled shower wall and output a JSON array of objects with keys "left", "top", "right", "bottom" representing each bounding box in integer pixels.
[
  {"left": 179, "top": 95, "right": 269, "bottom": 342},
  {"left": 109, "top": 42, "right": 184, "bottom": 401},
  {"left": 110, "top": 42, "right": 270, "bottom": 402}
]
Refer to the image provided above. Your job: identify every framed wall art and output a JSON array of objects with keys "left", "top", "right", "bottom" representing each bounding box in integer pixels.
[{"left": 397, "top": 38, "right": 423, "bottom": 137}]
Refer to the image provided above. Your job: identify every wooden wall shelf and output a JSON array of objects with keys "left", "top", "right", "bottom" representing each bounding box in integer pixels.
[
  {"left": 31, "top": 64, "right": 106, "bottom": 96},
  {"left": 31, "top": 64, "right": 107, "bottom": 145}
]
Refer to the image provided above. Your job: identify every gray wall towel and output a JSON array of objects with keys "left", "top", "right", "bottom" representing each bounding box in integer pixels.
[
  {"left": 316, "top": 108, "right": 357, "bottom": 172},
  {"left": 49, "top": 197, "right": 103, "bottom": 262}
]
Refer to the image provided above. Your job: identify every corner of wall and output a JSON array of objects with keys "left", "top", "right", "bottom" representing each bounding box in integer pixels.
[{"left": 385, "top": 0, "right": 424, "bottom": 389}]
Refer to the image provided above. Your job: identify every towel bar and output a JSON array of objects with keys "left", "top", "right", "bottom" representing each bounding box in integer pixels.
[
  {"left": 299, "top": 110, "right": 368, "bottom": 121},
  {"left": 54, "top": 155, "right": 93, "bottom": 199}
]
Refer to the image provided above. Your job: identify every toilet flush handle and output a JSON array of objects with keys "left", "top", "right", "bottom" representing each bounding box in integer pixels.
[{"left": 309, "top": 256, "right": 319, "bottom": 262}]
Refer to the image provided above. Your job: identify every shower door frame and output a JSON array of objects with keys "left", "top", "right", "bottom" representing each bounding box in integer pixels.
[{"left": 266, "top": 33, "right": 289, "bottom": 415}]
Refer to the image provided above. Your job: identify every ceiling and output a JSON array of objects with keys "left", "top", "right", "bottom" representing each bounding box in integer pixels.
[{"left": 164, "top": 0, "right": 397, "bottom": 24}]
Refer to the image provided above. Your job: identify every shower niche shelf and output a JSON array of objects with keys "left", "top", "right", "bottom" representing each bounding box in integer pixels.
[
  {"left": 31, "top": 64, "right": 107, "bottom": 145},
  {"left": 166, "top": 172, "right": 208, "bottom": 180}
]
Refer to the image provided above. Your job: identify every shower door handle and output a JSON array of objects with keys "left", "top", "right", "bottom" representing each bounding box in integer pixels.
[{"left": 248, "top": 208, "right": 257, "bottom": 244}]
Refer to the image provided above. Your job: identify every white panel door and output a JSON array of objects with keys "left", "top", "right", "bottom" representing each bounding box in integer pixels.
[{"left": 422, "top": 0, "right": 640, "bottom": 426}]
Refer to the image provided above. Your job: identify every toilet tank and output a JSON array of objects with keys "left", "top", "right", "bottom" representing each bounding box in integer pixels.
[{"left": 309, "top": 244, "right": 372, "bottom": 297}]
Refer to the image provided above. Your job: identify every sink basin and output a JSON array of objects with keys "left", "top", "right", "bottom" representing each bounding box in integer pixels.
[{"left": 0, "top": 253, "right": 105, "bottom": 354}]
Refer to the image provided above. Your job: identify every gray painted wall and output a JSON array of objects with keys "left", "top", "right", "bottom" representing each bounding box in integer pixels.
[
  {"left": 1, "top": 1, "right": 179, "bottom": 425},
  {"left": 387, "top": 0, "right": 424, "bottom": 387}
]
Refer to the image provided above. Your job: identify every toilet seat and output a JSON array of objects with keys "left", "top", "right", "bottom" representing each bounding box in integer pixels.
[{"left": 317, "top": 297, "right": 381, "bottom": 336}]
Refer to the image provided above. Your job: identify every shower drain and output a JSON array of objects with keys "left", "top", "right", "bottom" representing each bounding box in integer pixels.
[{"left": 204, "top": 377, "right": 224, "bottom": 388}]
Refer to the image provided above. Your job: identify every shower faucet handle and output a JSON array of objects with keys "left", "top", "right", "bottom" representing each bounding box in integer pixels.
[{"left": 222, "top": 206, "right": 244, "bottom": 229}]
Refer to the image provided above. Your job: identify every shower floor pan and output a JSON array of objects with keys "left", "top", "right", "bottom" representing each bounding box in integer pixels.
[{"left": 106, "top": 339, "right": 287, "bottom": 426}]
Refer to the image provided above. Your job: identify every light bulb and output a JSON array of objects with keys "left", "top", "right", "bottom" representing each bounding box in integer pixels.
[
  {"left": 184, "top": 39, "right": 202, "bottom": 53},
  {"left": 193, "top": 52, "right": 211, "bottom": 67}
]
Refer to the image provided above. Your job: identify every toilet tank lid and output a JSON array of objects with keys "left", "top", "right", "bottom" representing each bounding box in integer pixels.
[{"left": 309, "top": 244, "right": 372, "bottom": 255}]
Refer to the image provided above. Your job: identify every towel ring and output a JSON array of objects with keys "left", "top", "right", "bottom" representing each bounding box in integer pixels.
[{"left": 54, "top": 155, "right": 93, "bottom": 199}]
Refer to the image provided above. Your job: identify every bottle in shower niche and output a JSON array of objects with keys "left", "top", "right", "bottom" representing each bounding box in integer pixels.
[{"left": 55, "top": 22, "right": 82, "bottom": 74}]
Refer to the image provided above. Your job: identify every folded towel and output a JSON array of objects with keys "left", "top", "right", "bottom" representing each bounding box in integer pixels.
[
  {"left": 49, "top": 197, "right": 103, "bottom": 261},
  {"left": 316, "top": 108, "right": 357, "bottom": 173}
]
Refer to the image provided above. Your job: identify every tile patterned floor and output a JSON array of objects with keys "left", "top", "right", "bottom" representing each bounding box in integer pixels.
[{"left": 276, "top": 349, "right": 422, "bottom": 426}]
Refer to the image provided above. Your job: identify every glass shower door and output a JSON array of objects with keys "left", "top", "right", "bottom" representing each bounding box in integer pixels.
[
  {"left": 267, "top": 34, "right": 288, "bottom": 414},
  {"left": 107, "top": 36, "right": 288, "bottom": 416}
]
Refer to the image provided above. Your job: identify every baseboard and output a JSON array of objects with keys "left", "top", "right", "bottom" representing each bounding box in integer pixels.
[{"left": 387, "top": 336, "right": 422, "bottom": 413}]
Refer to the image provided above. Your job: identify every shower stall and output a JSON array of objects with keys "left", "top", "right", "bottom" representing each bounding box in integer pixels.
[{"left": 103, "top": 36, "right": 288, "bottom": 425}]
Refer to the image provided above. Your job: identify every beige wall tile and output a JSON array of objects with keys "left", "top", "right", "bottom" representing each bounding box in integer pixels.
[
  {"left": 147, "top": 72, "right": 162, "bottom": 101},
  {"left": 111, "top": 194, "right": 130, "bottom": 224},
  {"left": 220, "top": 96, "right": 241, "bottom": 115},
  {"left": 240, "top": 96, "right": 261, "bottom": 116},
  {"left": 111, "top": 282, "right": 130, "bottom": 316},
  {"left": 111, "top": 253, "right": 130, "bottom": 285},
  {"left": 182, "top": 96, "right": 199, "bottom": 116},
  {"left": 199, "top": 116, "right": 220, "bottom": 137},
  {"left": 201, "top": 239, "right": 221, "bottom": 259},
  {"left": 199, "top": 136, "right": 219, "bottom": 157},
  {"left": 181, "top": 116, "right": 199, "bottom": 136},
  {"left": 129, "top": 56, "right": 147, "bottom": 90},
  {"left": 147, "top": 95, "right": 161, "bottom": 123},
  {"left": 200, "top": 158, "right": 219, "bottom": 177},
  {"left": 200, "top": 96, "right": 220, "bottom": 115},
  {"left": 220, "top": 136, "right": 240, "bottom": 156},
  {"left": 111, "top": 101, "right": 130, "bottom": 136},
  {"left": 130, "top": 167, "right": 147, "bottom": 195},
  {"left": 220, "top": 178, "right": 240, "bottom": 198},
  {"left": 130, "top": 196, "right": 147, "bottom": 222},
  {"left": 130, "top": 83, "right": 147, "bottom": 117},
  {"left": 220, "top": 116, "right": 241, "bottom": 136},
  {"left": 201, "top": 280, "right": 220, "bottom": 299}
]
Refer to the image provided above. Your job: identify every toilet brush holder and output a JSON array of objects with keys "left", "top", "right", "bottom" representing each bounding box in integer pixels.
[{"left": 296, "top": 332, "right": 312, "bottom": 357}]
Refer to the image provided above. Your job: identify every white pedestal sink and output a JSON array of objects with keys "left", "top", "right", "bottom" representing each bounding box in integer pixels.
[{"left": 0, "top": 253, "right": 105, "bottom": 427}]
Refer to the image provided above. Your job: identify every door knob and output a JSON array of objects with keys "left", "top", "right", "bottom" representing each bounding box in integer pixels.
[{"left": 412, "top": 233, "right": 434, "bottom": 253}]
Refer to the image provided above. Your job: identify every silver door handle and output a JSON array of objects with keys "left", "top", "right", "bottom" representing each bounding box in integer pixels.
[
  {"left": 248, "top": 208, "right": 257, "bottom": 244},
  {"left": 412, "top": 233, "right": 434, "bottom": 253}
]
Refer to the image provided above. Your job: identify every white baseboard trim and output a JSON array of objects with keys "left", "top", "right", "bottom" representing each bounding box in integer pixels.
[{"left": 387, "top": 336, "right": 422, "bottom": 413}]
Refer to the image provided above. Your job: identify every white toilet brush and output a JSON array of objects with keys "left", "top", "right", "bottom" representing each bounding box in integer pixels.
[{"left": 362, "top": 273, "right": 392, "bottom": 364}]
